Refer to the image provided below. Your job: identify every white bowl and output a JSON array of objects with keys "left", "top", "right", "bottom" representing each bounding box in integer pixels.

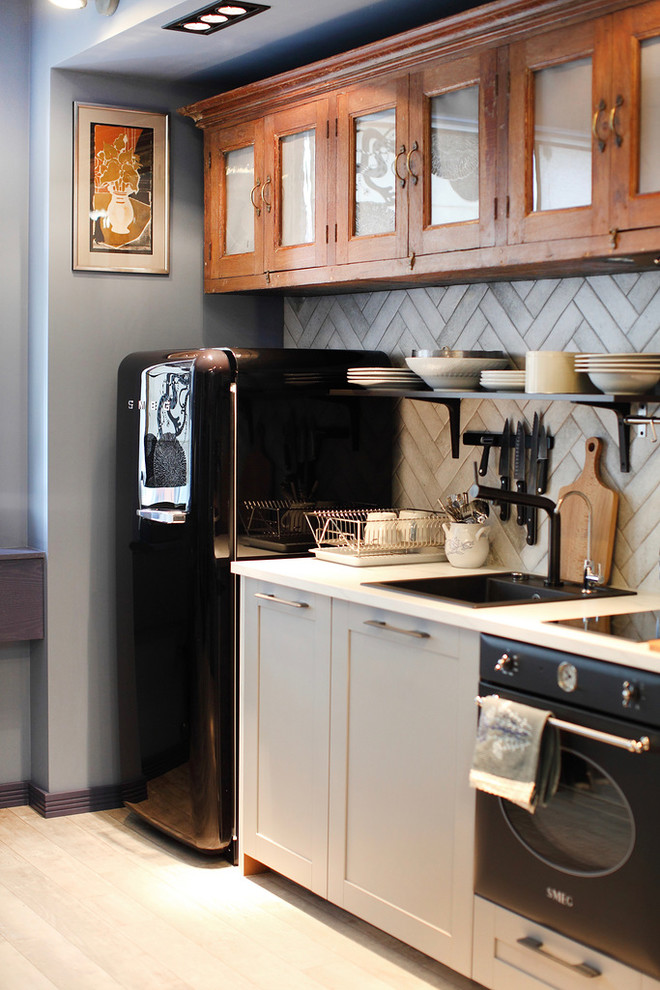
[
  {"left": 405, "top": 355, "right": 510, "bottom": 390},
  {"left": 587, "top": 370, "right": 660, "bottom": 394}
]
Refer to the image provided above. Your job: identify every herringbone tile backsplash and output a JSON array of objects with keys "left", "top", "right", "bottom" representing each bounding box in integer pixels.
[{"left": 284, "top": 273, "right": 660, "bottom": 591}]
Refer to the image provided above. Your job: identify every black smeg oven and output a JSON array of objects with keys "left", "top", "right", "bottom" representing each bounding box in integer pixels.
[{"left": 474, "top": 626, "right": 660, "bottom": 980}]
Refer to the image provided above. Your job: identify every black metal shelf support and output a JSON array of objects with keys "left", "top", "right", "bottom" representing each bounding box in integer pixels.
[{"left": 331, "top": 388, "right": 660, "bottom": 472}]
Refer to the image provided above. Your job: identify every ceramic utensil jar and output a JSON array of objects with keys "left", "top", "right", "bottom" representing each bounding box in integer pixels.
[{"left": 442, "top": 521, "right": 490, "bottom": 568}]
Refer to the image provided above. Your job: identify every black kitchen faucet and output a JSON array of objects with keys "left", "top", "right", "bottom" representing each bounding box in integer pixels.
[{"left": 468, "top": 481, "right": 562, "bottom": 587}]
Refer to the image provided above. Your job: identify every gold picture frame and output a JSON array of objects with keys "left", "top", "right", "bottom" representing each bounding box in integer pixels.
[{"left": 73, "top": 103, "right": 169, "bottom": 274}]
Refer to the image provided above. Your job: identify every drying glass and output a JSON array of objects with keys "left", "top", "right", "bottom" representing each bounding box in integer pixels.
[
  {"left": 354, "top": 108, "right": 396, "bottom": 236},
  {"left": 532, "top": 58, "right": 592, "bottom": 212},
  {"left": 430, "top": 86, "right": 479, "bottom": 225},
  {"left": 225, "top": 145, "right": 254, "bottom": 255}
]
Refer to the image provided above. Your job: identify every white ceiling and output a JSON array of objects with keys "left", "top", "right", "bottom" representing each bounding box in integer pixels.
[{"left": 57, "top": 0, "right": 491, "bottom": 90}]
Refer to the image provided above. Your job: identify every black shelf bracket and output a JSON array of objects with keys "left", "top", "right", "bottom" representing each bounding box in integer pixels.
[
  {"left": 407, "top": 394, "right": 461, "bottom": 459},
  {"left": 579, "top": 400, "right": 634, "bottom": 472}
]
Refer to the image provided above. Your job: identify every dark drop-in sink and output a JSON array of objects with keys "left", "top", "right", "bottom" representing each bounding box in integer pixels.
[{"left": 363, "top": 572, "right": 636, "bottom": 608}]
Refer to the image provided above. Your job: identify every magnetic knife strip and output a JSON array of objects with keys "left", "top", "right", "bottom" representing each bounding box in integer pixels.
[{"left": 463, "top": 417, "right": 554, "bottom": 546}]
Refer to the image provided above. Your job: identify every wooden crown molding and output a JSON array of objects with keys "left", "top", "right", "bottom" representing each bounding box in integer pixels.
[{"left": 179, "top": 0, "right": 644, "bottom": 129}]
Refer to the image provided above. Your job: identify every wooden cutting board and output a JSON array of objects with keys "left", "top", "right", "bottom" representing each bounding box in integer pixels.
[{"left": 557, "top": 437, "right": 619, "bottom": 584}]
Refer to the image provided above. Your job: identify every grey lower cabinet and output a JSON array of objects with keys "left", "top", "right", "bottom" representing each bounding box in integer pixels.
[
  {"left": 239, "top": 577, "right": 479, "bottom": 977},
  {"left": 239, "top": 579, "right": 332, "bottom": 896}
]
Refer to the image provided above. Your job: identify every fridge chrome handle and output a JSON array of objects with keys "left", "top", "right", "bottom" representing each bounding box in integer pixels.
[
  {"left": 136, "top": 508, "right": 187, "bottom": 524},
  {"left": 254, "top": 592, "right": 309, "bottom": 609}
]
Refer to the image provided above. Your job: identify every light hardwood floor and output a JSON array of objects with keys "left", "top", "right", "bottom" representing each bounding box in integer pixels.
[{"left": 0, "top": 806, "right": 485, "bottom": 990}]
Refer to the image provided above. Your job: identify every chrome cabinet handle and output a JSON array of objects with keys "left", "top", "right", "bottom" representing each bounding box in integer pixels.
[
  {"left": 592, "top": 99, "right": 607, "bottom": 153},
  {"left": 254, "top": 592, "right": 309, "bottom": 608},
  {"left": 261, "top": 175, "right": 272, "bottom": 212},
  {"left": 609, "top": 94, "right": 624, "bottom": 147},
  {"left": 363, "top": 619, "right": 429, "bottom": 639},
  {"left": 393, "top": 145, "right": 407, "bottom": 187},
  {"left": 517, "top": 937, "right": 600, "bottom": 979},
  {"left": 249, "top": 179, "right": 262, "bottom": 216},
  {"left": 406, "top": 141, "right": 420, "bottom": 184}
]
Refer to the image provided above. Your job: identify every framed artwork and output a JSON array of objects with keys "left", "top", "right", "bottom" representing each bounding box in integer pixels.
[{"left": 73, "top": 103, "right": 169, "bottom": 274}]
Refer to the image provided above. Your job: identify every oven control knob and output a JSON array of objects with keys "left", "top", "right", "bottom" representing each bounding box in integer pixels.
[
  {"left": 622, "top": 680, "right": 640, "bottom": 708},
  {"left": 495, "top": 652, "right": 517, "bottom": 674},
  {"left": 557, "top": 661, "right": 578, "bottom": 693}
]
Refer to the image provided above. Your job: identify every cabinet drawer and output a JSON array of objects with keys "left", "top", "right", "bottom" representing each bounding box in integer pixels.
[
  {"left": 0, "top": 554, "right": 45, "bottom": 642},
  {"left": 473, "top": 897, "right": 645, "bottom": 990},
  {"left": 346, "top": 601, "right": 460, "bottom": 657}
]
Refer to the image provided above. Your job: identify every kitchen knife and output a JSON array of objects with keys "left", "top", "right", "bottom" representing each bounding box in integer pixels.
[
  {"left": 478, "top": 434, "right": 496, "bottom": 476},
  {"left": 498, "top": 419, "right": 512, "bottom": 522},
  {"left": 536, "top": 424, "right": 549, "bottom": 495},
  {"left": 527, "top": 413, "right": 539, "bottom": 545},
  {"left": 514, "top": 421, "right": 527, "bottom": 526}
]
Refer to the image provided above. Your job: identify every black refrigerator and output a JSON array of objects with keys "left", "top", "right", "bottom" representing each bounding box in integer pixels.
[{"left": 115, "top": 347, "right": 392, "bottom": 855}]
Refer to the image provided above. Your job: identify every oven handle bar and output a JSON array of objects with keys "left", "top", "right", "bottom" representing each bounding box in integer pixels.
[{"left": 476, "top": 697, "right": 651, "bottom": 754}]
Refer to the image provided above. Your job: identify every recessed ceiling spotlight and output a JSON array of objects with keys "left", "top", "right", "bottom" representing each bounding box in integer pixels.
[{"left": 163, "top": 1, "right": 269, "bottom": 35}]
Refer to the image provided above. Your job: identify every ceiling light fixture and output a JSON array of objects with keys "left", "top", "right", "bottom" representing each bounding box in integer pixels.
[
  {"left": 48, "top": 0, "right": 120, "bottom": 13},
  {"left": 163, "top": 1, "right": 269, "bottom": 36}
]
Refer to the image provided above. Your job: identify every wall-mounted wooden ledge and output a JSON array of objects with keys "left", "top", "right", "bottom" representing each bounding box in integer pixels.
[{"left": 0, "top": 548, "right": 45, "bottom": 643}]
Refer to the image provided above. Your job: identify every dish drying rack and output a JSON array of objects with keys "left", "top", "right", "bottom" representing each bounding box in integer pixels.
[
  {"left": 304, "top": 508, "right": 447, "bottom": 566},
  {"left": 240, "top": 499, "right": 317, "bottom": 551}
]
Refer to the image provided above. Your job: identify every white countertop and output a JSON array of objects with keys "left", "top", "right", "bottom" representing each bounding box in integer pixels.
[{"left": 232, "top": 556, "right": 660, "bottom": 673}]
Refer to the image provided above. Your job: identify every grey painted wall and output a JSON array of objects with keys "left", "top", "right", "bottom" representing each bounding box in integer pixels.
[
  {"left": 0, "top": 0, "right": 283, "bottom": 793},
  {"left": 31, "top": 68, "right": 282, "bottom": 794},
  {"left": 1, "top": 1, "right": 32, "bottom": 784}
]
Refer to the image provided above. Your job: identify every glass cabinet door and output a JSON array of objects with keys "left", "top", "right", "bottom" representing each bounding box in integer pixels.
[
  {"left": 507, "top": 20, "right": 610, "bottom": 245},
  {"left": 263, "top": 100, "right": 329, "bottom": 272},
  {"left": 611, "top": 0, "right": 660, "bottom": 231},
  {"left": 336, "top": 79, "right": 409, "bottom": 264},
  {"left": 408, "top": 51, "right": 498, "bottom": 256},
  {"left": 205, "top": 120, "right": 264, "bottom": 280}
]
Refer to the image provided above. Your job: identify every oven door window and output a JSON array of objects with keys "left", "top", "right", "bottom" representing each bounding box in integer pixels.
[{"left": 502, "top": 746, "right": 635, "bottom": 877}]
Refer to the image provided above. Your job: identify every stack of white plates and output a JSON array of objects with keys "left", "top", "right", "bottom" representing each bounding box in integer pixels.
[
  {"left": 574, "top": 353, "right": 660, "bottom": 395},
  {"left": 480, "top": 369, "right": 526, "bottom": 391},
  {"left": 347, "top": 367, "right": 426, "bottom": 389}
]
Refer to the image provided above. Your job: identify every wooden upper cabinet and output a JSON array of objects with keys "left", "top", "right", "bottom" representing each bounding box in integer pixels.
[
  {"left": 335, "top": 78, "right": 410, "bottom": 265},
  {"left": 610, "top": 0, "right": 660, "bottom": 230},
  {"left": 264, "top": 99, "right": 331, "bottom": 272},
  {"left": 507, "top": 19, "right": 611, "bottom": 245},
  {"left": 408, "top": 50, "right": 500, "bottom": 256},
  {"left": 206, "top": 119, "right": 264, "bottom": 280},
  {"left": 508, "top": 0, "right": 660, "bottom": 246},
  {"left": 185, "top": 0, "right": 660, "bottom": 290},
  {"left": 205, "top": 100, "right": 330, "bottom": 279}
]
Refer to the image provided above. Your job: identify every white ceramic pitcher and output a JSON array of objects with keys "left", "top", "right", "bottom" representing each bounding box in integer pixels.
[{"left": 442, "top": 521, "right": 490, "bottom": 568}]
